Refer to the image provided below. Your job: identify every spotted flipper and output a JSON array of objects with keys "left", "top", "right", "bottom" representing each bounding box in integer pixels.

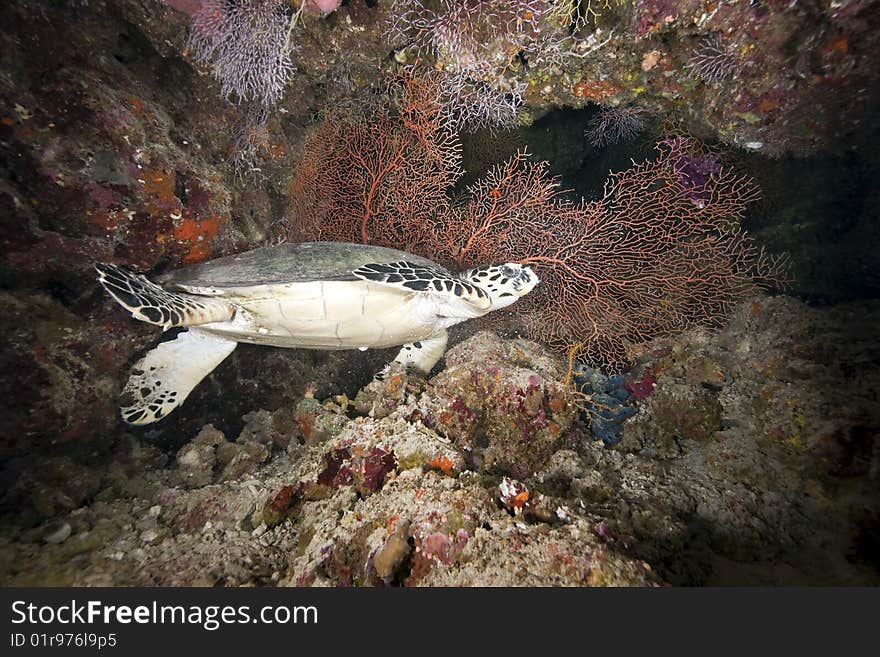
[
  {"left": 392, "top": 330, "right": 449, "bottom": 374},
  {"left": 96, "top": 263, "right": 236, "bottom": 330},
  {"left": 120, "top": 328, "right": 237, "bottom": 425},
  {"left": 353, "top": 261, "right": 491, "bottom": 311}
]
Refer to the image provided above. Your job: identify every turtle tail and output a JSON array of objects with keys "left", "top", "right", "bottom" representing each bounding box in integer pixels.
[{"left": 96, "top": 263, "right": 235, "bottom": 330}]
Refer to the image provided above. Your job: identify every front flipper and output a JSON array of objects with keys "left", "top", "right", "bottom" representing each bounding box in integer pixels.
[
  {"left": 353, "top": 261, "right": 491, "bottom": 312},
  {"left": 96, "top": 263, "right": 235, "bottom": 330},
  {"left": 120, "top": 328, "right": 237, "bottom": 425},
  {"left": 390, "top": 331, "right": 448, "bottom": 375}
]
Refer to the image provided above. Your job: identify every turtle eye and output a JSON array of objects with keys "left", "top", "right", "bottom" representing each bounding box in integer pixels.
[{"left": 500, "top": 264, "right": 518, "bottom": 278}]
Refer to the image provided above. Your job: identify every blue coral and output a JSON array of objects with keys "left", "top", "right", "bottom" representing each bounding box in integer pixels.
[{"left": 572, "top": 364, "right": 637, "bottom": 445}]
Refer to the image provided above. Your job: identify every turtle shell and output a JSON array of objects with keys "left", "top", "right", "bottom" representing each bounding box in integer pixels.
[{"left": 159, "top": 242, "right": 449, "bottom": 289}]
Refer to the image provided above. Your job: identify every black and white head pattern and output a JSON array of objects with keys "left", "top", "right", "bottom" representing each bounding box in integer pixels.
[{"left": 461, "top": 263, "right": 540, "bottom": 309}]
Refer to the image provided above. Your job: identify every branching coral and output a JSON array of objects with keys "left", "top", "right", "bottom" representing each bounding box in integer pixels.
[
  {"left": 584, "top": 105, "right": 648, "bottom": 147},
  {"left": 287, "top": 74, "right": 788, "bottom": 368},
  {"left": 187, "top": 0, "right": 302, "bottom": 106},
  {"left": 386, "top": 0, "right": 556, "bottom": 131},
  {"left": 686, "top": 34, "right": 740, "bottom": 84}
]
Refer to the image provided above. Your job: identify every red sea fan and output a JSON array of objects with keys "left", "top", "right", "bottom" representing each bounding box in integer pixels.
[{"left": 287, "top": 75, "right": 787, "bottom": 368}]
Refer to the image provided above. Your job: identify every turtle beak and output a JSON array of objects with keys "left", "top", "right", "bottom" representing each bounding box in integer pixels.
[{"left": 514, "top": 266, "right": 539, "bottom": 294}]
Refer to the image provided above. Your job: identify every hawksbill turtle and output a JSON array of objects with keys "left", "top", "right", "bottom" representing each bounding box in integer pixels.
[{"left": 96, "top": 242, "right": 539, "bottom": 425}]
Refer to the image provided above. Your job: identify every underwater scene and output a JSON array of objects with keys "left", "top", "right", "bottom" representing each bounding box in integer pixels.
[{"left": 0, "top": 0, "right": 878, "bottom": 587}]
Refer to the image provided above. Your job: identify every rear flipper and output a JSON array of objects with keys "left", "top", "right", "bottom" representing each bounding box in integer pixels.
[
  {"left": 96, "top": 263, "right": 235, "bottom": 330},
  {"left": 376, "top": 331, "right": 449, "bottom": 380},
  {"left": 120, "top": 328, "right": 237, "bottom": 425}
]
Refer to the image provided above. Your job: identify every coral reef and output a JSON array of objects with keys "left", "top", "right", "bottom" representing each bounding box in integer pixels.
[
  {"left": 1, "top": 0, "right": 873, "bottom": 458},
  {"left": 0, "top": 0, "right": 394, "bottom": 453},
  {"left": 386, "top": 0, "right": 559, "bottom": 131},
  {"left": 0, "top": 331, "right": 657, "bottom": 586},
  {"left": 0, "top": 0, "right": 878, "bottom": 589},
  {"left": 379, "top": 0, "right": 880, "bottom": 157},
  {"left": 2, "top": 301, "right": 878, "bottom": 586},
  {"left": 288, "top": 75, "right": 787, "bottom": 369}
]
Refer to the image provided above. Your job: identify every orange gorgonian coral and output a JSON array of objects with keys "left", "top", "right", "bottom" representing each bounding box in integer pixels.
[{"left": 287, "top": 74, "right": 787, "bottom": 368}]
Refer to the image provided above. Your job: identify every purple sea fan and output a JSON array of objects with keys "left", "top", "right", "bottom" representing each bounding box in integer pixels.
[
  {"left": 187, "top": 0, "right": 295, "bottom": 106},
  {"left": 585, "top": 106, "right": 648, "bottom": 148},
  {"left": 662, "top": 137, "right": 723, "bottom": 209},
  {"left": 687, "top": 34, "right": 740, "bottom": 84}
]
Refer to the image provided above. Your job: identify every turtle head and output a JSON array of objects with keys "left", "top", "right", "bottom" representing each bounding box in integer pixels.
[{"left": 461, "top": 263, "right": 539, "bottom": 310}]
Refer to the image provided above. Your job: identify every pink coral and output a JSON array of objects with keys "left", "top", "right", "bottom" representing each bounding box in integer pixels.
[{"left": 311, "top": 0, "right": 341, "bottom": 13}]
